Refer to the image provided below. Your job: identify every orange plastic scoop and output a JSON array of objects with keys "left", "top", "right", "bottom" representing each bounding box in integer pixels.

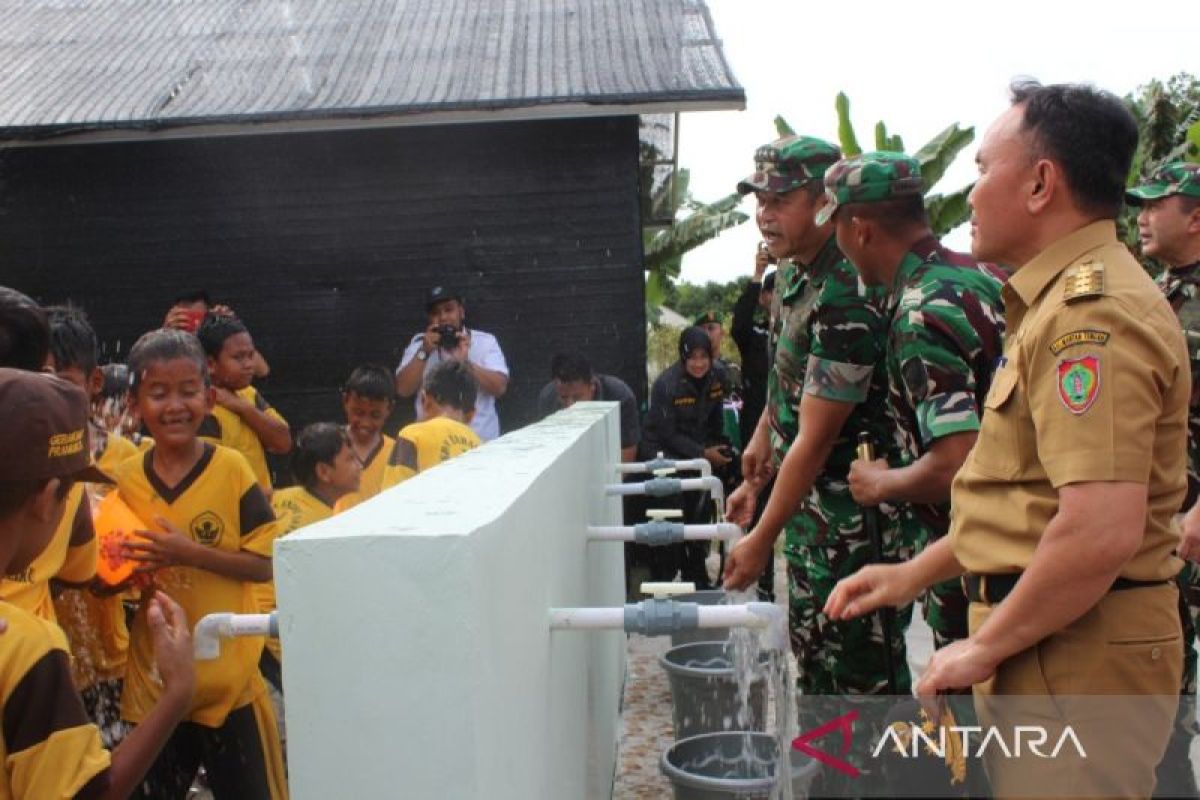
[{"left": 93, "top": 491, "right": 149, "bottom": 587}]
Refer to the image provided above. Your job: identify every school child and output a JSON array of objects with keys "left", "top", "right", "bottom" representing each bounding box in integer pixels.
[
  {"left": 382, "top": 360, "right": 482, "bottom": 488},
  {"left": 257, "top": 422, "right": 361, "bottom": 689},
  {"left": 336, "top": 365, "right": 397, "bottom": 510},
  {"left": 115, "top": 329, "right": 287, "bottom": 799},
  {"left": 196, "top": 315, "right": 292, "bottom": 493},
  {"left": 0, "top": 367, "right": 196, "bottom": 799},
  {"left": 43, "top": 305, "right": 139, "bottom": 741},
  {"left": 0, "top": 295, "right": 97, "bottom": 622}
]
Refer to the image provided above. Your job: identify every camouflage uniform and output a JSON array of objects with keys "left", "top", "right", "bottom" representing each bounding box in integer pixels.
[
  {"left": 1127, "top": 161, "right": 1200, "bottom": 797},
  {"left": 738, "top": 137, "right": 913, "bottom": 696},
  {"left": 820, "top": 153, "right": 1007, "bottom": 648}
]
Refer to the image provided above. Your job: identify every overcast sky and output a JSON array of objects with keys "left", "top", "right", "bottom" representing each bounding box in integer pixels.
[{"left": 675, "top": 0, "right": 1194, "bottom": 285}]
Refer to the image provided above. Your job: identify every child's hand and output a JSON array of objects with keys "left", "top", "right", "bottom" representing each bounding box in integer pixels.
[
  {"left": 147, "top": 590, "right": 196, "bottom": 702},
  {"left": 212, "top": 386, "right": 241, "bottom": 410},
  {"left": 124, "top": 517, "right": 200, "bottom": 571}
]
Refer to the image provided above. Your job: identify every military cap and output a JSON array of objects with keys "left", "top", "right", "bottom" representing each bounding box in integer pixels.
[
  {"left": 693, "top": 310, "right": 722, "bottom": 328},
  {"left": 736, "top": 135, "right": 841, "bottom": 196},
  {"left": 814, "top": 151, "right": 925, "bottom": 225},
  {"left": 1125, "top": 161, "right": 1200, "bottom": 206}
]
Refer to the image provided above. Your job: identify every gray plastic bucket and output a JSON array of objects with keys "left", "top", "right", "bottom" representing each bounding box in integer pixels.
[
  {"left": 670, "top": 590, "right": 730, "bottom": 646},
  {"left": 660, "top": 641, "right": 768, "bottom": 739},
  {"left": 661, "top": 731, "right": 820, "bottom": 799}
]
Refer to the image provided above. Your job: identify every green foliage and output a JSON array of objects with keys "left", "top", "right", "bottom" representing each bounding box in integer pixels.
[
  {"left": 813, "top": 93, "right": 976, "bottom": 236},
  {"left": 642, "top": 165, "right": 750, "bottom": 306},
  {"left": 835, "top": 92, "right": 862, "bottom": 157},
  {"left": 1121, "top": 72, "right": 1200, "bottom": 258},
  {"left": 874, "top": 121, "right": 903, "bottom": 153},
  {"left": 664, "top": 277, "right": 750, "bottom": 322}
]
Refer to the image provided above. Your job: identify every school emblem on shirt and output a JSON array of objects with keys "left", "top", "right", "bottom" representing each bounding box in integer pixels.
[
  {"left": 1057, "top": 356, "right": 1100, "bottom": 415},
  {"left": 190, "top": 511, "right": 224, "bottom": 546}
]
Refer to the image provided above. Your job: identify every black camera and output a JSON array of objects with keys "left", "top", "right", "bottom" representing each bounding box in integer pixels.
[{"left": 435, "top": 324, "right": 460, "bottom": 350}]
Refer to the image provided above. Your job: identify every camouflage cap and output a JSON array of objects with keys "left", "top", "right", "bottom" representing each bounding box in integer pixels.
[
  {"left": 736, "top": 135, "right": 841, "bottom": 196},
  {"left": 1125, "top": 161, "right": 1200, "bottom": 206},
  {"left": 814, "top": 151, "right": 925, "bottom": 225}
]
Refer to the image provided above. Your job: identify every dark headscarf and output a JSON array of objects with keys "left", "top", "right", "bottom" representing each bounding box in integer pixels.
[{"left": 678, "top": 326, "right": 713, "bottom": 372}]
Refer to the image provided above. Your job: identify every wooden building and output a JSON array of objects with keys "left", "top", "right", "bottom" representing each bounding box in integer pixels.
[{"left": 0, "top": 0, "right": 743, "bottom": 441}]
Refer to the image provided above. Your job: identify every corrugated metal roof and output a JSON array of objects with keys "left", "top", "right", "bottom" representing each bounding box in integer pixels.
[{"left": 0, "top": 0, "right": 744, "bottom": 141}]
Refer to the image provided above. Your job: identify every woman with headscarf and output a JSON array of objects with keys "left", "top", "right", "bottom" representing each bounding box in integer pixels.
[{"left": 637, "top": 326, "right": 732, "bottom": 587}]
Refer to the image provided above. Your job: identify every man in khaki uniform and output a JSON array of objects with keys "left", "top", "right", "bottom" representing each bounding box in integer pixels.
[{"left": 826, "top": 81, "right": 1187, "bottom": 797}]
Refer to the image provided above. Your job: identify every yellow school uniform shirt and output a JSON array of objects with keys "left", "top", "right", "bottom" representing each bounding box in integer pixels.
[
  {"left": 53, "top": 433, "right": 141, "bottom": 689},
  {"left": 336, "top": 433, "right": 396, "bottom": 511},
  {"left": 381, "top": 416, "right": 481, "bottom": 489},
  {"left": 94, "top": 427, "right": 141, "bottom": 478},
  {"left": 0, "top": 483, "right": 96, "bottom": 622},
  {"left": 256, "top": 486, "right": 337, "bottom": 661},
  {"left": 114, "top": 443, "right": 277, "bottom": 727},
  {"left": 200, "top": 385, "right": 286, "bottom": 492},
  {"left": 0, "top": 601, "right": 111, "bottom": 799}
]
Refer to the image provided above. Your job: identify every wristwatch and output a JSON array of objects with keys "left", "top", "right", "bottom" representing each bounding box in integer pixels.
[{"left": 416, "top": 350, "right": 429, "bottom": 361}]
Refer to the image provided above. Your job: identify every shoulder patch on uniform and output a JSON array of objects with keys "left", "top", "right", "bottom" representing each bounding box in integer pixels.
[
  {"left": 1057, "top": 355, "right": 1100, "bottom": 414},
  {"left": 1048, "top": 329, "right": 1110, "bottom": 355},
  {"left": 1063, "top": 260, "right": 1105, "bottom": 303}
]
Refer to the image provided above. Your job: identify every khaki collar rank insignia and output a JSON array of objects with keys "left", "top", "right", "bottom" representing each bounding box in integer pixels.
[{"left": 1063, "top": 260, "right": 1105, "bottom": 303}]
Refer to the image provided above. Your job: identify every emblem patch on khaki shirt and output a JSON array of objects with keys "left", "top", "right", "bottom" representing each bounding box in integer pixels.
[
  {"left": 1057, "top": 356, "right": 1100, "bottom": 414},
  {"left": 1049, "top": 329, "right": 1110, "bottom": 355}
]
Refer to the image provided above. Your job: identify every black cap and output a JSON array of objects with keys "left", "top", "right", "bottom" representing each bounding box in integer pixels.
[{"left": 425, "top": 286, "right": 462, "bottom": 310}]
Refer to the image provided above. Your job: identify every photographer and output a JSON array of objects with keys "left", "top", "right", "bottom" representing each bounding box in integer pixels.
[{"left": 395, "top": 286, "right": 509, "bottom": 441}]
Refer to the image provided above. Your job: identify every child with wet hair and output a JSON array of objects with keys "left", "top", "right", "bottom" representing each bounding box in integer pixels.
[
  {"left": 336, "top": 364, "right": 397, "bottom": 510},
  {"left": 196, "top": 314, "right": 291, "bottom": 493},
  {"left": 381, "top": 359, "right": 482, "bottom": 488},
  {"left": 44, "top": 304, "right": 142, "bottom": 743},
  {"left": 114, "top": 329, "right": 287, "bottom": 799},
  {"left": 257, "top": 422, "right": 361, "bottom": 690},
  {"left": 0, "top": 367, "right": 196, "bottom": 800}
]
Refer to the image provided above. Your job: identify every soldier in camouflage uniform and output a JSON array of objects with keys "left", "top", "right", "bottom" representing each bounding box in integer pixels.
[
  {"left": 722, "top": 136, "right": 914, "bottom": 697},
  {"left": 1128, "top": 161, "right": 1200, "bottom": 798},
  {"left": 815, "top": 152, "right": 1007, "bottom": 650}
]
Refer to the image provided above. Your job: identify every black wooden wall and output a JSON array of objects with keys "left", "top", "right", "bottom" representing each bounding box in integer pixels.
[{"left": 0, "top": 115, "right": 647, "bottom": 438}]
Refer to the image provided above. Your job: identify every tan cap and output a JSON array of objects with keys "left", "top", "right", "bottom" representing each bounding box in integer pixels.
[{"left": 0, "top": 368, "right": 109, "bottom": 484}]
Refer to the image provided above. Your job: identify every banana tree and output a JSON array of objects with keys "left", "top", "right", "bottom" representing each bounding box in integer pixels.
[
  {"left": 776, "top": 93, "right": 976, "bottom": 236},
  {"left": 643, "top": 168, "right": 749, "bottom": 308}
]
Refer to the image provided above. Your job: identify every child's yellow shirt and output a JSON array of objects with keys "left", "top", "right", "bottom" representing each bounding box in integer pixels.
[
  {"left": 257, "top": 486, "right": 337, "bottom": 662},
  {"left": 336, "top": 433, "right": 396, "bottom": 511},
  {"left": 114, "top": 444, "right": 277, "bottom": 726},
  {"left": 381, "top": 417, "right": 481, "bottom": 489},
  {"left": 200, "top": 385, "right": 286, "bottom": 492},
  {"left": 0, "top": 483, "right": 95, "bottom": 622}
]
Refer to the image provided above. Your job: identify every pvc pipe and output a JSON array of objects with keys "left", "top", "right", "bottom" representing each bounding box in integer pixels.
[
  {"left": 549, "top": 607, "right": 623, "bottom": 630},
  {"left": 194, "top": 611, "right": 278, "bottom": 660},
  {"left": 615, "top": 457, "right": 711, "bottom": 478},
  {"left": 586, "top": 522, "right": 742, "bottom": 542},
  {"left": 549, "top": 603, "right": 776, "bottom": 639},
  {"left": 603, "top": 475, "right": 724, "bottom": 501}
]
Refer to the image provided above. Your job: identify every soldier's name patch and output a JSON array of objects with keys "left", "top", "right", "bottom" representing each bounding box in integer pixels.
[
  {"left": 1048, "top": 329, "right": 1110, "bottom": 355},
  {"left": 1057, "top": 356, "right": 1100, "bottom": 415}
]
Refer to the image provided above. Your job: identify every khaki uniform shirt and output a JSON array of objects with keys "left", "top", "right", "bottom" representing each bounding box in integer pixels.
[{"left": 950, "top": 221, "right": 1188, "bottom": 581}]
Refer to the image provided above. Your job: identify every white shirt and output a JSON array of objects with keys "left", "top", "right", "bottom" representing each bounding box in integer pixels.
[{"left": 397, "top": 328, "right": 509, "bottom": 441}]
